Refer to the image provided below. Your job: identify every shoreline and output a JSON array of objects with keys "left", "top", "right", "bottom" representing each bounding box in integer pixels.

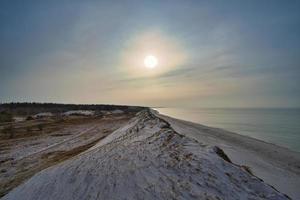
[
  {"left": 2, "top": 109, "right": 292, "bottom": 200},
  {"left": 154, "top": 111, "right": 300, "bottom": 199},
  {"left": 157, "top": 111, "right": 299, "bottom": 154},
  {"left": 154, "top": 107, "right": 300, "bottom": 153}
]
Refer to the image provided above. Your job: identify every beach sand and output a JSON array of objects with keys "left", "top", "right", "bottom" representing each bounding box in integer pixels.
[
  {"left": 157, "top": 112, "right": 300, "bottom": 199},
  {"left": 2, "top": 110, "right": 295, "bottom": 200}
]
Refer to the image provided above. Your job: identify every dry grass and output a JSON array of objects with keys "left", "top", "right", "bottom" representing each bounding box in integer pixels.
[{"left": 0, "top": 116, "right": 106, "bottom": 140}]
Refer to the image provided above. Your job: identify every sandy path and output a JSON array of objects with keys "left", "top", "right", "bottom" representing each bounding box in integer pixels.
[{"left": 157, "top": 113, "right": 300, "bottom": 199}]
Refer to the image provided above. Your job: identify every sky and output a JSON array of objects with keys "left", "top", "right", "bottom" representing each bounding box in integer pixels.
[{"left": 0, "top": 0, "right": 300, "bottom": 108}]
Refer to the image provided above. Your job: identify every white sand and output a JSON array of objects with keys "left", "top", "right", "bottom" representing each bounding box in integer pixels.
[
  {"left": 2, "top": 110, "right": 291, "bottom": 200},
  {"left": 63, "top": 110, "right": 95, "bottom": 116},
  {"left": 156, "top": 111, "right": 300, "bottom": 199}
]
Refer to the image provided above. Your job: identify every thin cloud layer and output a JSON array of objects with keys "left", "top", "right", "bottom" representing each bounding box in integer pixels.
[{"left": 0, "top": 1, "right": 299, "bottom": 107}]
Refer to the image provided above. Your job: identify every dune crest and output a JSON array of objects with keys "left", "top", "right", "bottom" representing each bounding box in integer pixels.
[{"left": 2, "top": 110, "right": 290, "bottom": 200}]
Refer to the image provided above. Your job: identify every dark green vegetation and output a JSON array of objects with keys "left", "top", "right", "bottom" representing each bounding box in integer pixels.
[{"left": 0, "top": 102, "right": 145, "bottom": 116}]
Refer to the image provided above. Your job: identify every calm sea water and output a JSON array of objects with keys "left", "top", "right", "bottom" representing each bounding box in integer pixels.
[{"left": 155, "top": 108, "right": 300, "bottom": 152}]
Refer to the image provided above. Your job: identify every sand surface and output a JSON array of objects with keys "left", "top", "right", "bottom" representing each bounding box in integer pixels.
[
  {"left": 2, "top": 110, "right": 291, "bottom": 200},
  {"left": 0, "top": 114, "right": 132, "bottom": 197},
  {"left": 156, "top": 112, "right": 300, "bottom": 199}
]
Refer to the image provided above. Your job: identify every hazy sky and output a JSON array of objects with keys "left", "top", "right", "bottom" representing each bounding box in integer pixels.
[{"left": 1, "top": 1, "right": 300, "bottom": 108}]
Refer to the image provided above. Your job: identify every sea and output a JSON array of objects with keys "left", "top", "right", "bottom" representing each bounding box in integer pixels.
[{"left": 155, "top": 108, "right": 300, "bottom": 152}]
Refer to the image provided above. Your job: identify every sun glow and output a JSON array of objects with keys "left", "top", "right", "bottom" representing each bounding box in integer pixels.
[
  {"left": 121, "top": 31, "right": 187, "bottom": 77},
  {"left": 144, "top": 55, "right": 158, "bottom": 68}
]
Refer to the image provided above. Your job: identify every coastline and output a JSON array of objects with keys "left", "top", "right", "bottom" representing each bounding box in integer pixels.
[
  {"left": 154, "top": 107, "right": 300, "bottom": 152},
  {"left": 155, "top": 111, "right": 300, "bottom": 199},
  {"left": 1, "top": 109, "right": 299, "bottom": 199}
]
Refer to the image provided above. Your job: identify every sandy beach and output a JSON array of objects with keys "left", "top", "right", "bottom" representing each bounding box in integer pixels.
[
  {"left": 1, "top": 109, "right": 297, "bottom": 199},
  {"left": 2, "top": 1, "right": 299, "bottom": 199},
  {"left": 156, "top": 112, "right": 300, "bottom": 199}
]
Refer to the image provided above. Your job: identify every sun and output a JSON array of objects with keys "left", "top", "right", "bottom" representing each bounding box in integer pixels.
[{"left": 144, "top": 55, "right": 158, "bottom": 68}]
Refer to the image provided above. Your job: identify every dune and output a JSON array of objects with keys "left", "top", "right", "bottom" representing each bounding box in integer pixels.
[{"left": 2, "top": 109, "right": 294, "bottom": 200}]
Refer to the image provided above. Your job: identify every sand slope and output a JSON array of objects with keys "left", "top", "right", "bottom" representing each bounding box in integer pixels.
[
  {"left": 2, "top": 110, "right": 290, "bottom": 200},
  {"left": 156, "top": 111, "right": 300, "bottom": 199}
]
